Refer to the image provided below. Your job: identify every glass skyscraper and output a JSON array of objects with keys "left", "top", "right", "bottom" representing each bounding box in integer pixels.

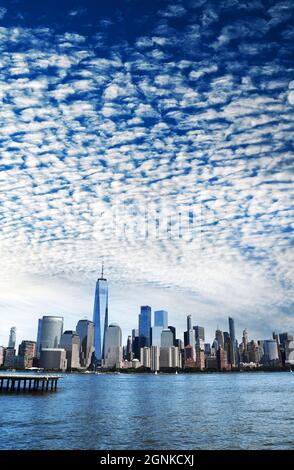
[
  {"left": 93, "top": 268, "right": 108, "bottom": 364},
  {"left": 139, "top": 305, "right": 151, "bottom": 347},
  {"left": 154, "top": 310, "right": 168, "bottom": 329},
  {"left": 228, "top": 316, "right": 237, "bottom": 365}
]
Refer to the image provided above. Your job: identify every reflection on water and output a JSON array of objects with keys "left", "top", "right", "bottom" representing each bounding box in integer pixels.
[{"left": 0, "top": 372, "right": 294, "bottom": 450}]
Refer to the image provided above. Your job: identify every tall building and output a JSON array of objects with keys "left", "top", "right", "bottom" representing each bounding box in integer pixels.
[
  {"left": 126, "top": 335, "right": 133, "bottom": 361},
  {"left": 228, "top": 317, "right": 237, "bottom": 366},
  {"left": 8, "top": 327, "right": 16, "bottom": 349},
  {"left": 0, "top": 346, "right": 6, "bottom": 367},
  {"left": 132, "top": 329, "right": 140, "bottom": 359},
  {"left": 194, "top": 326, "right": 205, "bottom": 342},
  {"left": 150, "top": 346, "right": 160, "bottom": 372},
  {"left": 38, "top": 316, "right": 63, "bottom": 351},
  {"left": 139, "top": 305, "right": 151, "bottom": 347},
  {"left": 161, "top": 328, "right": 174, "bottom": 347},
  {"left": 76, "top": 319, "right": 94, "bottom": 368},
  {"left": 154, "top": 310, "right": 168, "bottom": 329},
  {"left": 39, "top": 348, "right": 67, "bottom": 371},
  {"left": 168, "top": 326, "right": 177, "bottom": 346},
  {"left": 186, "top": 315, "right": 195, "bottom": 346},
  {"left": 103, "top": 324, "right": 122, "bottom": 369},
  {"left": 262, "top": 340, "right": 279, "bottom": 364},
  {"left": 18, "top": 340, "right": 37, "bottom": 369},
  {"left": 140, "top": 347, "right": 151, "bottom": 368},
  {"left": 93, "top": 266, "right": 109, "bottom": 364},
  {"left": 215, "top": 329, "right": 224, "bottom": 349},
  {"left": 60, "top": 331, "right": 81, "bottom": 369},
  {"left": 36, "top": 318, "right": 43, "bottom": 355}
]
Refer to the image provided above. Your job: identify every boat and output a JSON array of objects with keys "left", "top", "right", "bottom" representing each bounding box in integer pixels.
[{"left": 154, "top": 371, "right": 158, "bottom": 375}]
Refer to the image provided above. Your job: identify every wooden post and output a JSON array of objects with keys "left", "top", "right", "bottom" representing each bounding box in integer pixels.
[
  {"left": 28, "top": 379, "right": 32, "bottom": 391},
  {"left": 46, "top": 380, "right": 49, "bottom": 391},
  {"left": 17, "top": 380, "right": 21, "bottom": 392},
  {"left": 6, "top": 379, "right": 10, "bottom": 391}
]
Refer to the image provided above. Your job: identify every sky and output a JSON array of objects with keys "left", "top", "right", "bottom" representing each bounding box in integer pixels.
[{"left": 0, "top": 0, "right": 293, "bottom": 347}]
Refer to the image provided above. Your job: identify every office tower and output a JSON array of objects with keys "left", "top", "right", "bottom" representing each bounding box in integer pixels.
[
  {"left": 160, "top": 347, "right": 180, "bottom": 369},
  {"left": 262, "top": 340, "right": 279, "bottom": 364},
  {"left": 215, "top": 329, "right": 224, "bottom": 349},
  {"left": 140, "top": 347, "right": 151, "bottom": 368},
  {"left": 228, "top": 317, "right": 237, "bottom": 366},
  {"left": 194, "top": 326, "right": 205, "bottom": 342},
  {"left": 76, "top": 319, "right": 94, "bottom": 368},
  {"left": 18, "top": 340, "right": 37, "bottom": 369},
  {"left": 60, "top": 331, "right": 81, "bottom": 369},
  {"left": 126, "top": 335, "right": 133, "bottom": 361},
  {"left": 39, "top": 348, "right": 67, "bottom": 371},
  {"left": 184, "top": 345, "right": 196, "bottom": 367},
  {"left": 93, "top": 266, "right": 108, "bottom": 364},
  {"left": 204, "top": 343, "right": 211, "bottom": 356},
  {"left": 216, "top": 347, "right": 227, "bottom": 371},
  {"left": 168, "top": 326, "right": 177, "bottom": 346},
  {"left": 248, "top": 340, "right": 260, "bottom": 364},
  {"left": 132, "top": 329, "right": 140, "bottom": 360},
  {"left": 8, "top": 327, "right": 16, "bottom": 349},
  {"left": 195, "top": 347, "right": 205, "bottom": 370},
  {"left": 161, "top": 328, "right": 174, "bottom": 347},
  {"left": 103, "top": 324, "right": 122, "bottom": 369},
  {"left": 186, "top": 315, "right": 195, "bottom": 346},
  {"left": 154, "top": 310, "right": 168, "bottom": 329},
  {"left": 139, "top": 305, "right": 151, "bottom": 347},
  {"left": 38, "top": 316, "right": 63, "bottom": 351},
  {"left": 150, "top": 346, "right": 160, "bottom": 372}
]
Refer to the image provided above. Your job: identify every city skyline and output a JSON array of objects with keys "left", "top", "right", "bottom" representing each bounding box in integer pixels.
[{"left": 0, "top": 0, "right": 293, "bottom": 348}]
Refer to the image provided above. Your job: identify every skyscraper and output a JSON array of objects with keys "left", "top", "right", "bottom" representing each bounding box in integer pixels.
[
  {"left": 60, "top": 331, "right": 81, "bottom": 369},
  {"left": 8, "top": 327, "right": 16, "bottom": 349},
  {"left": 139, "top": 305, "right": 151, "bottom": 347},
  {"left": 76, "top": 319, "right": 94, "bottom": 368},
  {"left": 93, "top": 265, "right": 108, "bottom": 364},
  {"left": 186, "top": 315, "right": 194, "bottom": 346},
  {"left": 104, "top": 324, "right": 122, "bottom": 368},
  {"left": 38, "top": 316, "right": 63, "bottom": 351},
  {"left": 154, "top": 310, "right": 168, "bottom": 329},
  {"left": 194, "top": 326, "right": 205, "bottom": 342},
  {"left": 228, "top": 317, "right": 237, "bottom": 366}
]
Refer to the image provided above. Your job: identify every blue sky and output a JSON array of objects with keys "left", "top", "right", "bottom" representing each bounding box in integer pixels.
[{"left": 0, "top": 0, "right": 293, "bottom": 346}]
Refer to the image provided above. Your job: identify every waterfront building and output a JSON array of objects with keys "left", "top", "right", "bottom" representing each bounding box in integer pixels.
[
  {"left": 92, "top": 267, "right": 108, "bottom": 364},
  {"left": 139, "top": 305, "right": 151, "bottom": 347},
  {"left": 76, "top": 319, "right": 94, "bottom": 368},
  {"left": 39, "top": 348, "right": 67, "bottom": 371},
  {"left": 8, "top": 327, "right": 16, "bottom": 349},
  {"left": 206, "top": 355, "right": 218, "bottom": 370},
  {"left": 216, "top": 347, "right": 227, "bottom": 371},
  {"left": 184, "top": 344, "right": 196, "bottom": 367},
  {"left": 103, "top": 324, "right": 122, "bottom": 369},
  {"left": 60, "top": 330, "right": 81, "bottom": 369},
  {"left": 38, "top": 316, "right": 64, "bottom": 351},
  {"left": 150, "top": 346, "right": 160, "bottom": 372},
  {"left": 262, "top": 340, "right": 279, "bottom": 365},
  {"left": 3, "top": 347, "right": 16, "bottom": 367},
  {"left": 140, "top": 346, "right": 151, "bottom": 368},
  {"left": 154, "top": 310, "right": 168, "bottom": 329},
  {"left": 160, "top": 346, "right": 180, "bottom": 369},
  {"left": 18, "top": 340, "right": 37, "bottom": 369},
  {"left": 132, "top": 358, "right": 141, "bottom": 368},
  {"left": 36, "top": 318, "right": 42, "bottom": 355},
  {"left": 195, "top": 347, "right": 205, "bottom": 370},
  {"left": 228, "top": 317, "right": 237, "bottom": 366},
  {"left": 161, "top": 328, "right": 174, "bottom": 347}
]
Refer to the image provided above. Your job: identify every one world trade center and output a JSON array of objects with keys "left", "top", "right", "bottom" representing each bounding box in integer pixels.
[{"left": 93, "top": 265, "right": 108, "bottom": 364}]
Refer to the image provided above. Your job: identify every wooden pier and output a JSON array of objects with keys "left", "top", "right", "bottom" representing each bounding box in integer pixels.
[{"left": 0, "top": 374, "right": 62, "bottom": 393}]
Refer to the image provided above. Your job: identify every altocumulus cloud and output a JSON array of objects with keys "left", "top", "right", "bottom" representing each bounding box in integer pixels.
[{"left": 0, "top": 0, "right": 293, "bottom": 343}]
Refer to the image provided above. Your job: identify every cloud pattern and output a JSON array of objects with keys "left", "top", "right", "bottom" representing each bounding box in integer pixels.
[{"left": 0, "top": 0, "right": 293, "bottom": 339}]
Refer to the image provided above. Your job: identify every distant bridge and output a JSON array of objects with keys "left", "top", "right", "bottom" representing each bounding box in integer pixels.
[{"left": 0, "top": 374, "right": 62, "bottom": 393}]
